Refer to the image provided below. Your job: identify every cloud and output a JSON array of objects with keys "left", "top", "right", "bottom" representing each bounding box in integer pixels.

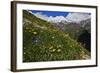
[
  {"left": 29, "top": 11, "right": 91, "bottom": 23},
  {"left": 33, "top": 12, "right": 49, "bottom": 21},
  {"left": 66, "top": 13, "right": 91, "bottom": 23},
  {"left": 32, "top": 12, "right": 68, "bottom": 23},
  {"left": 48, "top": 16, "right": 68, "bottom": 23}
]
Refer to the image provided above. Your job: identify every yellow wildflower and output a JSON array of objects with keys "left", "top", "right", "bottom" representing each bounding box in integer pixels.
[
  {"left": 52, "top": 36, "right": 55, "bottom": 39},
  {"left": 52, "top": 49, "right": 56, "bottom": 52},
  {"left": 33, "top": 32, "right": 37, "bottom": 34},
  {"left": 57, "top": 49, "right": 61, "bottom": 52}
]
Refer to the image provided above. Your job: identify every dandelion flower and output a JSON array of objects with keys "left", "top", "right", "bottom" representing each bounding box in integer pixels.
[
  {"left": 57, "top": 49, "right": 61, "bottom": 52},
  {"left": 33, "top": 32, "right": 37, "bottom": 34},
  {"left": 52, "top": 49, "right": 56, "bottom": 52}
]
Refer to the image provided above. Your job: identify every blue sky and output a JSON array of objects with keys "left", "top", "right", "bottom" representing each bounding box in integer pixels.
[
  {"left": 29, "top": 10, "right": 69, "bottom": 17},
  {"left": 27, "top": 10, "right": 91, "bottom": 23}
]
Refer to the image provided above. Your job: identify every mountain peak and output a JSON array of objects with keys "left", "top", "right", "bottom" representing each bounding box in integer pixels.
[
  {"left": 28, "top": 10, "right": 91, "bottom": 24},
  {"left": 66, "top": 13, "right": 91, "bottom": 23}
]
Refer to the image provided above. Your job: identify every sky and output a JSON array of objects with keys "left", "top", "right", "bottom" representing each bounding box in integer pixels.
[
  {"left": 29, "top": 10, "right": 69, "bottom": 17},
  {"left": 27, "top": 10, "right": 91, "bottom": 23}
]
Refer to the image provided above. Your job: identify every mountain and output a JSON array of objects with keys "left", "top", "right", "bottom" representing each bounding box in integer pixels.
[
  {"left": 66, "top": 12, "right": 91, "bottom": 23},
  {"left": 30, "top": 11, "right": 91, "bottom": 38},
  {"left": 80, "top": 18, "right": 91, "bottom": 33},
  {"left": 30, "top": 12, "right": 71, "bottom": 23},
  {"left": 52, "top": 18, "right": 91, "bottom": 52},
  {"left": 30, "top": 11, "right": 90, "bottom": 23},
  {"left": 52, "top": 18, "right": 91, "bottom": 39},
  {"left": 23, "top": 10, "right": 90, "bottom": 62}
]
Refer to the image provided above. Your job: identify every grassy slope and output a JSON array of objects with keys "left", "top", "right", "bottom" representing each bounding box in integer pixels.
[{"left": 23, "top": 10, "right": 90, "bottom": 62}]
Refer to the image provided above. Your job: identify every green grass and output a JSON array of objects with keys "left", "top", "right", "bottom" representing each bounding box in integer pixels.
[{"left": 23, "top": 10, "right": 90, "bottom": 62}]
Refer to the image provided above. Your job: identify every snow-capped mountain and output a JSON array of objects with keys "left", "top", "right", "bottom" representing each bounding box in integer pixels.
[
  {"left": 28, "top": 10, "right": 91, "bottom": 33},
  {"left": 28, "top": 10, "right": 91, "bottom": 24},
  {"left": 48, "top": 16, "right": 70, "bottom": 23},
  {"left": 66, "top": 12, "right": 91, "bottom": 23},
  {"left": 32, "top": 12, "right": 70, "bottom": 23}
]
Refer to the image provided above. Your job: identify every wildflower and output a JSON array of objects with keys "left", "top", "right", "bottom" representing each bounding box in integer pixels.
[
  {"left": 52, "top": 49, "right": 56, "bottom": 52},
  {"left": 52, "top": 36, "right": 55, "bottom": 39},
  {"left": 24, "top": 52, "right": 26, "bottom": 54},
  {"left": 33, "top": 32, "right": 37, "bottom": 35},
  {"left": 57, "top": 49, "right": 61, "bottom": 52}
]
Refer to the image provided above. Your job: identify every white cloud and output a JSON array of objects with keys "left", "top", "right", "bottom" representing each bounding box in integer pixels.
[
  {"left": 33, "top": 12, "right": 49, "bottom": 21},
  {"left": 48, "top": 16, "right": 68, "bottom": 23},
  {"left": 66, "top": 13, "right": 91, "bottom": 23},
  {"left": 29, "top": 11, "right": 91, "bottom": 23},
  {"left": 32, "top": 12, "right": 68, "bottom": 23}
]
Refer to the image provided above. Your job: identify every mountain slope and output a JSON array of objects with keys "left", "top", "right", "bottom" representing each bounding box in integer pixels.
[
  {"left": 23, "top": 10, "right": 90, "bottom": 62},
  {"left": 51, "top": 19, "right": 91, "bottom": 52}
]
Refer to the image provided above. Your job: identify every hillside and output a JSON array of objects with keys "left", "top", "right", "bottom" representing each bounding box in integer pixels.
[
  {"left": 52, "top": 19, "right": 91, "bottom": 51},
  {"left": 23, "top": 10, "right": 90, "bottom": 62}
]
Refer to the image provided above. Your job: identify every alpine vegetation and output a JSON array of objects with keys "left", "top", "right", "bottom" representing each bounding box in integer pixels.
[{"left": 23, "top": 10, "right": 91, "bottom": 62}]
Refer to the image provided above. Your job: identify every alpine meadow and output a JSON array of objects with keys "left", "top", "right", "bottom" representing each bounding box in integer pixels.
[{"left": 23, "top": 10, "right": 91, "bottom": 62}]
